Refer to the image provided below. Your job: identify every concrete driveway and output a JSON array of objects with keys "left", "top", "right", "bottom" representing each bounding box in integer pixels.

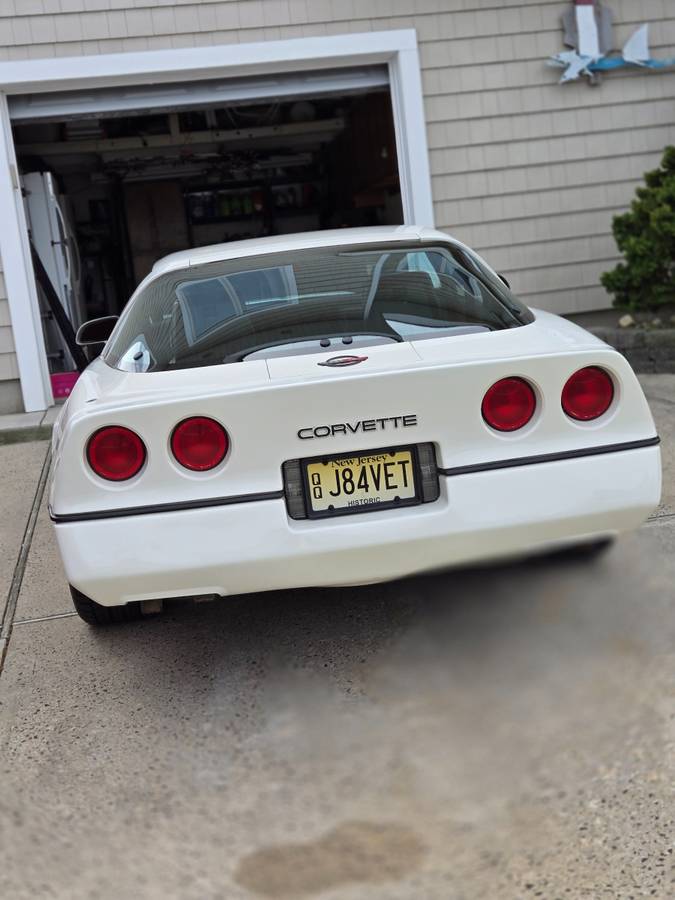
[{"left": 1, "top": 376, "right": 674, "bottom": 900}]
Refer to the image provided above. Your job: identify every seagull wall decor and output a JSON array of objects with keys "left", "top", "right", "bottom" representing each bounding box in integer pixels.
[{"left": 548, "top": 0, "right": 675, "bottom": 84}]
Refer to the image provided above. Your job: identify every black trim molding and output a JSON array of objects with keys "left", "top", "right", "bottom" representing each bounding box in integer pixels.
[
  {"left": 50, "top": 489, "right": 285, "bottom": 524},
  {"left": 51, "top": 436, "right": 659, "bottom": 524},
  {"left": 438, "top": 436, "right": 660, "bottom": 478}
]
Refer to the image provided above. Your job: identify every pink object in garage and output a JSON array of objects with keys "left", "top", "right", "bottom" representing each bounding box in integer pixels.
[{"left": 50, "top": 371, "right": 80, "bottom": 399}]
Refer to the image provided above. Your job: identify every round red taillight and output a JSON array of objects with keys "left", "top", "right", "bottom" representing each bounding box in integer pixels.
[
  {"left": 482, "top": 377, "right": 536, "bottom": 432},
  {"left": 86, "top": 426, "right": 146, "bottom": 481},
  {"left": 562, "top": 367, "right": 614, "bottom": 421},
  {"left": 171, "top": 417, "right": 229, "bottom": 471}
]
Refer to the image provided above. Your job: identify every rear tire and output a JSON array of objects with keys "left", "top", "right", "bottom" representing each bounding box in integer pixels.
[{"left": 70, "top": 585, "right": 143, "bottom": 626}]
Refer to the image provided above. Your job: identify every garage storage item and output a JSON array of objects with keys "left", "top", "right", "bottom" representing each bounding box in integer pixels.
[{"left": 50, "top": 371, "right": 80, "bottom": 399}]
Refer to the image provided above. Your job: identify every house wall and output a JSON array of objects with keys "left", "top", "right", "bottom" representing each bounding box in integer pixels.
[
  {"left": 1, "top": 0, "right": 674, "bottom": 412},
  {"left": 0, "top": 271, "right": 22, "bottom": 413}
]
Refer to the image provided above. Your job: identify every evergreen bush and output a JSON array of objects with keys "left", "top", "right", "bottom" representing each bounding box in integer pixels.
[{"left": 601, "top": 146, "right": 675, "bottom": 310}]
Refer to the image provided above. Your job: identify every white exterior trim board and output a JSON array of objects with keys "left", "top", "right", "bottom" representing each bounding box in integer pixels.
[
  {"left": 0, "top": 31, "right": 418, "bottom": 94},
  {"left": 0, "top": 95, "right": 52, "bottom": 412}
]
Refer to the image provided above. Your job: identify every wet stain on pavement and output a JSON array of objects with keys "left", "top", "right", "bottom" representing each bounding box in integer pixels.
[{"left": 234, "top": 820, "right": 427, "bottom": 897}]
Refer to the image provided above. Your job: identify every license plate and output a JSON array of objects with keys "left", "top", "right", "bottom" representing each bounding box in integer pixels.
[{"left": 303, "top": 447, "right": 420, "bottom": 518}]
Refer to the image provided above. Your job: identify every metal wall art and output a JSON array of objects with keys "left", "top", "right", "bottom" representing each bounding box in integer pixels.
[{"left": 548, "top": 0, "right": 675, "bottom": 84}]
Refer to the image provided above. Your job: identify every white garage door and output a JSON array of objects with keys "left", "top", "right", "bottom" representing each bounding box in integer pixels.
[{"left": 8, "top": 66, "right": 389, "bottom": 122}]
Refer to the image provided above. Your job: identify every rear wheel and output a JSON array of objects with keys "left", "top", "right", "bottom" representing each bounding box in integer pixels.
[{"left": 70, "top": 585, "right": 143, "bottom": 626}]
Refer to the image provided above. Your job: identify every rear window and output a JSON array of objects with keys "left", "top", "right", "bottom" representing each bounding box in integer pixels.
[{"left": 104, "top": 242, "right": 534, "bottom": 373}]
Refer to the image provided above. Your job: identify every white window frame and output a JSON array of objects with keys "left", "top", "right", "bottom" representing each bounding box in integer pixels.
[{"left": 0, "top": 30, "right": 433, "bottom": 412}]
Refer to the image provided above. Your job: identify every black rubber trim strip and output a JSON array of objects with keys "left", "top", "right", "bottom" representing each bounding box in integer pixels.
[
  {"left": 49, "top": 436, "right": 660, "bottom": 524},
  {"left": 438, "top": 436, "right": 661, "bottom": 478},
  {"left": 50, "top": 489, "right": 285, "bottom": 524}
]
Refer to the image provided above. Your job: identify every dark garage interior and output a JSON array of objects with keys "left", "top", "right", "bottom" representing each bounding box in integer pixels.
[{"left": 11, "top": 72, "right": 402, "bottom": 378}]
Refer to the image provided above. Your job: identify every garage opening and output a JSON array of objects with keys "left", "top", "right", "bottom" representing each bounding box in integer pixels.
[{"left": 9, "top": 67, "right": 401, "bottom": 385}]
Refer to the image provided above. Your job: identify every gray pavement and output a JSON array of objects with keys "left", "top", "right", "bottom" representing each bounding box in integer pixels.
[
  {"left": 0, "top": 441, "right": 48, "bottom": 608},
  {"left": 639, "top": 374, "right": 675, "bottom": 518},
  {"left": 0, "top": 377, "right": 674, "bottom": 899}
]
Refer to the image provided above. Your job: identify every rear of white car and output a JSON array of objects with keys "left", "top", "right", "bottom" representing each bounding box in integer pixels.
[{"left": 49, "top": 227, "right": 661, "bottom": 622}]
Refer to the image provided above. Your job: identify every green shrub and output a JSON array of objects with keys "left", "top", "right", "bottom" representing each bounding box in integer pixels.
[{"left": 601, "top": 145, "right": 675, "bottom": 310}]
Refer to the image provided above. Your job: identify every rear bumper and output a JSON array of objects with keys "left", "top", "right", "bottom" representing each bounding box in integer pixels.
[{"left": 52, "top": 445, "right": 661, "bottom": 607}]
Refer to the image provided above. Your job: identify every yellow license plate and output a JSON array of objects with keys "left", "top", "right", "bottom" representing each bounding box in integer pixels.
[{"left": 304, "top": 447, "right": 418, "bottom": 517}]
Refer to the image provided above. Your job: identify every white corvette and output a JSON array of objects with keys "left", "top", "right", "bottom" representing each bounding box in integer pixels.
[{"left": 49, "top": 226, "right": 661, "bottom": 625}]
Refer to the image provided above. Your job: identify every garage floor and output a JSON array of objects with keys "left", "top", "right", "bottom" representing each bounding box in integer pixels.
[{"left": 1, "top": 376, "right": 674, "bottom": 899}]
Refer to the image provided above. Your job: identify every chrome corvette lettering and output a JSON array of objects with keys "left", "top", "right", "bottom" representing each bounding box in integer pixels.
[{"left": 298, "top": 414, "right": 418, "bottom": 440}]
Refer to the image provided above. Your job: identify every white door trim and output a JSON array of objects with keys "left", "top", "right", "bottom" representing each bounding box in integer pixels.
[
  {"left": 0, "top": 29, "right": 433, "bottom": 412},
  {"left": 0, "top": 94, "right": 52, "bottom": 412},
  {"left": 388, "top": 45, "right": 435, "bottom": 228}
]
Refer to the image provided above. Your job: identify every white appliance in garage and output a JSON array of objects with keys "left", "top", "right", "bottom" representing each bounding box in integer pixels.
[{"left": 22, "top": 171, "right": 83, "bottom": 372}]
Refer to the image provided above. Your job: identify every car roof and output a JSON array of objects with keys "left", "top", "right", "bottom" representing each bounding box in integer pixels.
[{"left": 150, "top": 225, "right": 461, "bottom": 278}]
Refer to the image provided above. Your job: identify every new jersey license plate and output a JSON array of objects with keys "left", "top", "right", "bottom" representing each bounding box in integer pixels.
[{"left": 303, "top": 447, "right": 419, "bottom": 517}]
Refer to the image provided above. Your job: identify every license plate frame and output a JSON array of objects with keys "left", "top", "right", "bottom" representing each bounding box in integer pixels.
[{"left": 301, "top": 444, "right": 423, "bottom": 519}]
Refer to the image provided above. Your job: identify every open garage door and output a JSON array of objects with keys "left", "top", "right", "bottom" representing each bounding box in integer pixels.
[
  {"left": 8, "top": 67, "right": 390, "bottom": 122},
  {"left": 10, "top": 65, "right": 402, "bottom": 383}
]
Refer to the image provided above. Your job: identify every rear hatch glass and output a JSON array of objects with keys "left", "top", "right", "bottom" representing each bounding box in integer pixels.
[{"left": 104, "top": 242, "right": 534, "bottom": 373}]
